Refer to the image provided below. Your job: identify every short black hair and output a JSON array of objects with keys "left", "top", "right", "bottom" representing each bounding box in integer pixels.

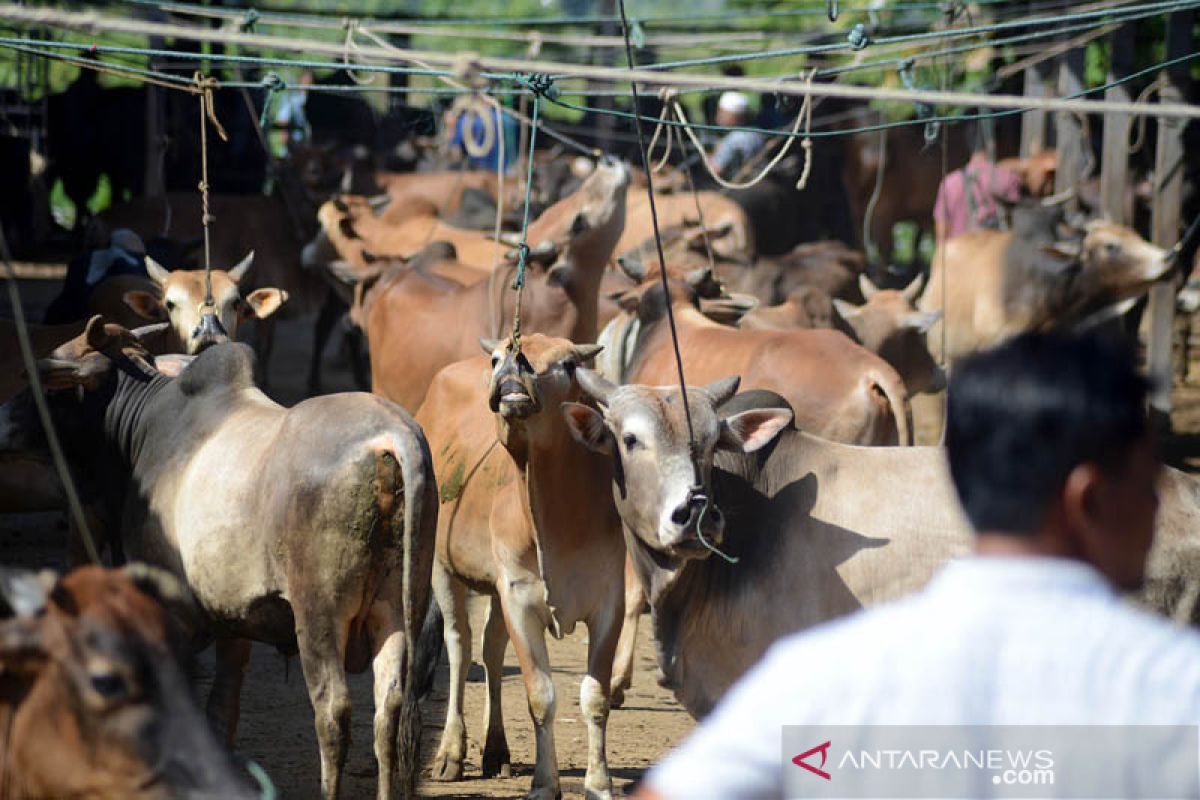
[{"left": 945, "top": 332, "right": 1150, "bottom": 535}]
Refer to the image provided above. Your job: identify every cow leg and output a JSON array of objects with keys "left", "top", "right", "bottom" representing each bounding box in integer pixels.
[
  {"left": 307, "top": 292, "right": 343, "bottom": 396},
  {"left": 609, "top": 555, "right": 645, "bottom": 709},
  {"left": 368, "top": 605, "right": 405, "bottom": 800},
  {"left": 499, "top": 581, "right": 560, "bottom": 800},
  {"left": 480, "top": 593, "right": 512, "bottom": 778},
  {"left": 582, "top": 605, "right": 620, "bottom": 800},
  {"left": 346, "top": 326, "right": 371, "bottom": 392},
  {"left": 297, "top": 620, "right": 352, "bottom": 800},
  {"left": 206, "top": 637, "right": 252, "bottom": 745},
  {"left": 431, "top": 562, "right": 470, "bottom": 781}
]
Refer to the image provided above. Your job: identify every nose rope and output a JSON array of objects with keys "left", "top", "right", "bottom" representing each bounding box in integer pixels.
[
  {"left": 1167, "top": 209, "right": 1200, "bottom": 264},
  {"left": 193, "top": 72, "right": 227, "bottom": 314},
  {"left": 616, "top": 0, "right": 707, "bottom": 498},
  {"left": 692, "top": 488, "right": 739, "bottom": 565},
  {"left": 507, "top": 75, "right": 546, "bottom": 355}
]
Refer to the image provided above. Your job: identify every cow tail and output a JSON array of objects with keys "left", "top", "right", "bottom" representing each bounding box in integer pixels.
[
  {"left": 872, "top": 369, "right": 913, "bottom": 446},
  {"left": 393, "top": 426, "right": 434, "bottom": 799}
]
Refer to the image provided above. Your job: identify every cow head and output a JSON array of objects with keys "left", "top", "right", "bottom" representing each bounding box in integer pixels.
[
  {"left": 834, "top": 275, "right": 945, "bottom": 394},
  {"left": 523, "top": 157, "right": 629, "bottom": 281},
  {"left": 481, "top": 334, "right": 602, "bottom": 450},
  {"left": 0, "top": 565, "right": 255, "bottom": 798},
  {"left": 563, "top": 370, "right": 791, "bottom": 560},
  {"left": 123, "top": 253, "right": 288, "bottom": 354}
]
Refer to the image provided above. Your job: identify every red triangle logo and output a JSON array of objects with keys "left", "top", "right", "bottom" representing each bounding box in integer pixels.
[{"left": 792, "top": 740, "right": 832, "bottom": 780}]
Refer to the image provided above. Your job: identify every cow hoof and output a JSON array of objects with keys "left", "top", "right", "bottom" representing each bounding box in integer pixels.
[
  {"left": 584, "top": 786, "right": 613, "bottom": 800},
  {"left": 481, "top": 747, "right": 512, "bottom": 779},
  {"left": 524, "top": 787, "right": 561, "bottom": 800},
  {"left": 430, "top": 752, "right": 464, "bottom": 782},
  {"left": 610, "top": 687, "right": 625, "bottom": 709}
]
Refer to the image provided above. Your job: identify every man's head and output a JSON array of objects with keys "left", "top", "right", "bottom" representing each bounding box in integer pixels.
[
  {"left": 946, "top": 332, "right": 1158, "bottom": 589},
  {"left": 716, "top": 92, "right": 751, "bottom": 127}
]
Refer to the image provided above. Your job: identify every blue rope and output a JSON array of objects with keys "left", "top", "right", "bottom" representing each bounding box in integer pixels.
[
  {"left": 257, "top": 71, "right": 286, "bottom": 129},
  {"left": 510, "top": 76, "right": 542, "bottom": 303}
]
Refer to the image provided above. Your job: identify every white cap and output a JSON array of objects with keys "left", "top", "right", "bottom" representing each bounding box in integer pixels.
[
  {"left": 110, "top": 228, "right": 145, "bottom": 256},
  {"left": 717, "top": 91, "right": 750, "bottom": 115}
]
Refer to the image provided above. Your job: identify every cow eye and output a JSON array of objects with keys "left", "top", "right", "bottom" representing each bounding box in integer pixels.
[
  {"left": 88, "top": 666, "right": 134, "bottom": 704},
  {"left": 164, "top": 299, "right": 175, "bottom": 312},
  {"left": 1105, "top": 241, "right": 1120, "bottom": 255},
  {"left": 622, "top": 433, "right": 639, "bottom": 450},
  {"left": 491, "top": 356, "right": 499, "bottom": 368}
]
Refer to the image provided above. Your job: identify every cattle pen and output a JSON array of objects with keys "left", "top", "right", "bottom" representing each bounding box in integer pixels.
[{"left": 2, "top": 1, "right": 1200, "bottom": 798}]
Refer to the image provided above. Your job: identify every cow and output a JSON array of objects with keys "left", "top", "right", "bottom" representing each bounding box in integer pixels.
[
  {"left": 0, "top": 564, "right": 257, "bottom": 799},
  {"left": 120, "top": 253, "right": 288, "bottom": 355},
  {"left": 739, "top": 285, "right": 835, "bottom": 331},
  {"left": 598, "top": 272, "right": 912, "bottom": 446},
  {"left": 565, "top": 373, "right": 1200, "bottom": 717},
  {"left": 1, "top": 319, "right": 437, "bottom": 800},
  {"left": 921, "top": 206, "right": 1173, "bottom": 363},
  {"left": 417, "top": 335, "right": 622, "bottom": 800},
  {"left": 354, "top": 158, "right": 629, "bottom": 412},
  {"left": 724, "top": 240, "right": 868, "bottom": 307},
  {"left": 617, "top": 190, "right": 755, "bottom": 264}
]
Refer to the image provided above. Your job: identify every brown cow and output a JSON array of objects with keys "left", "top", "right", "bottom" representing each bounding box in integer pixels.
[
  {"left": 599, "top": 272, "right": 912, "bottom": 446},
  {"left": 724, "top": 239, "right": 868, "bottom": 307},
  {"left": 357, "top": 158, "right": 629, "bottom": 412},
  {"left": 922, "top": 208, "right": 1173, "bottom": 362},
  {"left": 120, "top": 254, "right": 288, "bottom": 355},
  {"left": 417, "top": 335, "right": 621, "bottom": 800},
  {"left": 618, "top": 190, "right": 755, "bottom": 264},
  {"left": 0, "top": 564, "right": 256, "bottom": 799}
]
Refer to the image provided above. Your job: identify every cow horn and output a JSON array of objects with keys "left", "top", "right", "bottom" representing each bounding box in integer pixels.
[
  {"left": 572, "top": 344, "right": 604, "bottom": 364},
  {"left": 858, "top": 274, "right": 880, "bottom": 300},
  {"left": 368, "top": 193, "right": 391, "bottom": 210},
  {"left": 616, "top": 255, "right": 646, "bottom": 283},
  {"left": 131, "top": 321, "right": 170, "bottom": 342},
  {"left": 576, "top": 367, "right": 617, "bottom": 406},
  {"left": 1041, "top": 186, "right": 1075, "bottom": 207},
  {"left": 480, "top": 337, "right": 502, "bottom": 355},
  {"left": 0, "top": 567, "right": 54, "bottom": 618},
  {"left": 144, "top": 255, "right": 171, "bottom": 285},
  {"left": 121, "top": 563, "right": 194, "bottom": 609},
  {"left": 228, "top": 251, "right": 255, "bottom": 284},
  {"left": 901, "top": 271, "right": 927, "bottom": 303},
  {"left": 84, "top": 314, "right": 116, "bottom": 351},
  {"left": 701, "top": 376, "right": 741, "bottom": 407}
]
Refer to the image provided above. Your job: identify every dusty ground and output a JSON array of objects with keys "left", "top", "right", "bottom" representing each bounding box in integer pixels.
[
  {"left": 0, "top": 274, "right": 692, "bottom": 799},
  {"left": 8, "top": 273, "right": 1200, "bottom": 798}
]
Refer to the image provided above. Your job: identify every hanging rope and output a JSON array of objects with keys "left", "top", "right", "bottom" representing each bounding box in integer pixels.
[
  {"left": 340, "top": 18, "right": 376, "bottom": 85},
  {"left": 669, "top": 69, "right": 815, "bottom": 191},
  {"left": 507, "top": 77, "right": 544, "bottom": 354},
  {"left": 193, "top": 72, "right": 228, "bottom": 311},
  {"left": 646, "top": 89, "right": 677, "bottom": 174},
  {"left": 616, "top": 0, "right": 737, "bottom": 564}
]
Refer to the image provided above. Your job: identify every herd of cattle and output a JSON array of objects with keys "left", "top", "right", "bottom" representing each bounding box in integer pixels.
[{"left": 2, "top": 126, "right": 1199, "bottom": 800}]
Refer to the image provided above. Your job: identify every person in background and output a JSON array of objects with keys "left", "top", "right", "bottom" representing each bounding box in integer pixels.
[
  {"left": 932, "top": 120, "right": 1022, "bottom": 244},
  {"left": 274, "top": 68, "right": 313, "bottom": 146},
  {"left": 44, "top": 229, "right": 147, "bottom": 324},
  {"left": 708, "top": 91, "right": 765, "bottom": 180},
  {"left": 637, "top": 331, "right": 1200, "bottom": 799}
]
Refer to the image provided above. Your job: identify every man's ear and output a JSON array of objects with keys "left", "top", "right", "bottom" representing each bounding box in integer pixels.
[
  {"left": 562, "top": 402, "right": 611, "bottom": 454},
  {"left": 242, "top": 288, "right": 288, "bottom": 320},
  {"left": 123, "top": 290, "right": 166, "bottom": 322},
  {"left": 718, "top": 408, "right": 793, "bottom": 453}
]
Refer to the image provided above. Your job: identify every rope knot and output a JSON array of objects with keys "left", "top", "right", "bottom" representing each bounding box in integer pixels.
[
  {"left": 452, "top": 53, "right": 488, "bottom": 91},
  {"left": 657, "top": 87, "right": 679, "bottom": 105},
  {"left": 260, "top": 71, "right": 286, "bottom": 93},
  {"left": 847, "top": 23, "right": 871, "bottom": 51},
  {"left": 239, "top": 8, "right": 260, "bottom": 32},
  {"left": 511, "top": 243, "right": 531, "bottom": 290},
  {"left": 518, "top": 72, "right": 560, "bottom": 101}
]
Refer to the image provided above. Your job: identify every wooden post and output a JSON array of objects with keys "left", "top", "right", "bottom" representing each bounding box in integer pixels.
[
  {"left": 1098, "top": 24, "right": 1134, "bottom": 224},
  {"left": 1146, "top": 10, "right": 1195, "bottom": 416},
  {"left": 1020, "top": 62, "right": 1050, "bottom": 157},
  {"left": 1053, "top": 46, "right": 1086, "bottom": 209}
]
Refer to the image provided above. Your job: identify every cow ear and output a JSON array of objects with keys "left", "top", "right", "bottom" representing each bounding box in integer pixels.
[
  {"left": 121, "top": 563, "right": 199, "bottom": 619},
  {"left": 718, "top": 408, "right": 792, "bottom": 453},
  {"left": 903, "top": 310, "right": 942, "bottom": 333},
  {"left": 858, "top": 274, "right": 879, "bottom": 300},
  {"left": 153, "top": 354, "right": 194, "bottom": 377},
  {"left": 615, "top": 255, "right": 646, "bottom": 283},
  {"left": 35, "top": 357, "right": 85, "bottom": 390},
  {"left": 562, "top": 402, "right": 611, "bottom": 454},
  {"left": 832, "top": 298, "right": 860, "bottom": 321},
  {"left": 123, "top": 290, "right": 166, "bottom": 322},
  {"left": 242, "top": 288, "right": 288, "bottom": 320},
  {"left": 0, "top": 567, "right": 53, "bottom": 619}
]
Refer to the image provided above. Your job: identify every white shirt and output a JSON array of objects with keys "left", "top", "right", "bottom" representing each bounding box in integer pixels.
[{"left": 647, "top": 557, "right": 1200, "bottom": 799}]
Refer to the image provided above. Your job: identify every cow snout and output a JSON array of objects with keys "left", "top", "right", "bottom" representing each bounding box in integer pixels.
[
  {"left": 663, "top": 490, "right": 725, "bottom": 557},
  {"left": 492, "top": 376, "right": 539, "bottom": 419},
  {"left": 190, "top": 311, "right": 229, "bottom": 353}
]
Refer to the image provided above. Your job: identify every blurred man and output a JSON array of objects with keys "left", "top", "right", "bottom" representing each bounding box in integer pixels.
[
  {"left": 709, "top": 91, "right": 764, "bottom": 180},
  {"left": 639, "top": 332, "right": 1200, "bottom": 799},
  {"left": 445, "top": 99, "right": 517, "bottom": 172}
]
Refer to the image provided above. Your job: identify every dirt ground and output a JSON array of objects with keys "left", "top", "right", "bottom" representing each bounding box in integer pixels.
[
  {"left": 0, "top": 275, "right": 692, "bottom": 799},
  {"left": 7, "top": 274, "right": 1200, "bottom": 798}
]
